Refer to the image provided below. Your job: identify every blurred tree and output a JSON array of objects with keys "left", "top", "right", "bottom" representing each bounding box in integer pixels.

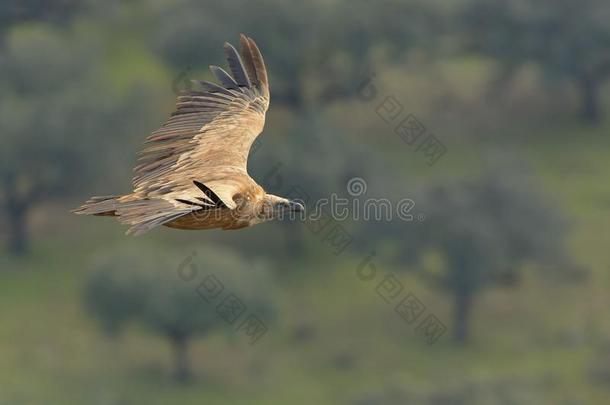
[
  {"left": 0, "top": 25, "right": 98, "bottom": 255},
  {"left": 399, "top": 159, "right": 567, "bottom": 343},
  {"left": 462, "top": 0, "right": 610, "bottom": 124},
  {"left": 149, "top": 0, "right": 441, "bottom": 109},
  {"left": 0, "top": 22, "right": 164, "bottom": 255},
  {"left": 85, "top": 247, "right": 275, "bottom": 382},
  {"left": 0, "top": 0, "right": 81, "bottom": 33}
]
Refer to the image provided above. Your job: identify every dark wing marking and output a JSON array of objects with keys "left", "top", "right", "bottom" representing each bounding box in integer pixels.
[
  {"left": 194, "top": 181, "right": 229, "bottom": 208},
  {"left": 175, "top": 198, "right": 212, "bottom": 208}
]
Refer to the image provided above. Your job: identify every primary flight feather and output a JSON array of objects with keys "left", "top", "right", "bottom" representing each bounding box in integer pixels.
[{"left": 73, "top": 35, "right": 303, "bottom": 235}]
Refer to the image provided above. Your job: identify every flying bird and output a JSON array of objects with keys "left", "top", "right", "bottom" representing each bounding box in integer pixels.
[{"left": 73, "top": 35, "right": 304, "bottom": 235}]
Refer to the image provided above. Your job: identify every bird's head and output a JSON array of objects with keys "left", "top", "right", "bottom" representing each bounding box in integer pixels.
[{"left": 259, "top": 194, "right": 305, "bottom": 221}]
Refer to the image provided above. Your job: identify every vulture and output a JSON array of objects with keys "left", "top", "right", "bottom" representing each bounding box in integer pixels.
[{"left": 73, "top": 35, "right": 304, "bottom": 235}]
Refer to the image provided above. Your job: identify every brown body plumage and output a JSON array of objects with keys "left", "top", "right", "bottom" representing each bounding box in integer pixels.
[{"left": 73, "top": 35, "right": 303, "bottom": 235}]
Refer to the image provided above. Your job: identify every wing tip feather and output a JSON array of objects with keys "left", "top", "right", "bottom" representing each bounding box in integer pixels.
[{"left": 238, "top": 34, "right": 268, "bottom": 97}]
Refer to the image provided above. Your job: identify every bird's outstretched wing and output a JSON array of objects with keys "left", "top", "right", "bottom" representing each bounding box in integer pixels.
[{"left": 131, "top": 34, "right": 269, "bottom": 209}]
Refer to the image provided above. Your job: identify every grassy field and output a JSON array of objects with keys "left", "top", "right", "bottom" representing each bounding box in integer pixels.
[{"left": 1, "top": 127, "right": 610, "bottom": 404}]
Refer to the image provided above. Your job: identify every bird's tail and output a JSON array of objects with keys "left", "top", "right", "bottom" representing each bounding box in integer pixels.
[
  {"left": 72, "top": 195, "right": 121, "bottom": 217},
  {"left": 73, "top": 195, "right": 193, "bottom": 236}
]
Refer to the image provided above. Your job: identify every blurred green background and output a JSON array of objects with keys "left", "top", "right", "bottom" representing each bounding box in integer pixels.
[{"left": 1, "top": 0, "right": 610, "bottom": 404}]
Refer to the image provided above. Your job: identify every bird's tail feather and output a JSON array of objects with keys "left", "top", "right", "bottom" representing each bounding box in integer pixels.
[
  {"left": 73, "top": 196, "right": 192, "bottom": 236},
  {"left": 72, "top": 195, "right": 121, "bottom": 217}
]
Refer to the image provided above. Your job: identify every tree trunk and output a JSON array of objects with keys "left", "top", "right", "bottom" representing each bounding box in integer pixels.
[
  {"left": 170, "top": 334, "right": 191, "bottom": 383},
  {"left": 7, "top": 204, "right": 28, "bottom": 256},
  {"left": 452, "top": 289, "right": 473, "bottom": 344},
  {"left": 579, "top": 75, "right": 601, "bottom": 124}
]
